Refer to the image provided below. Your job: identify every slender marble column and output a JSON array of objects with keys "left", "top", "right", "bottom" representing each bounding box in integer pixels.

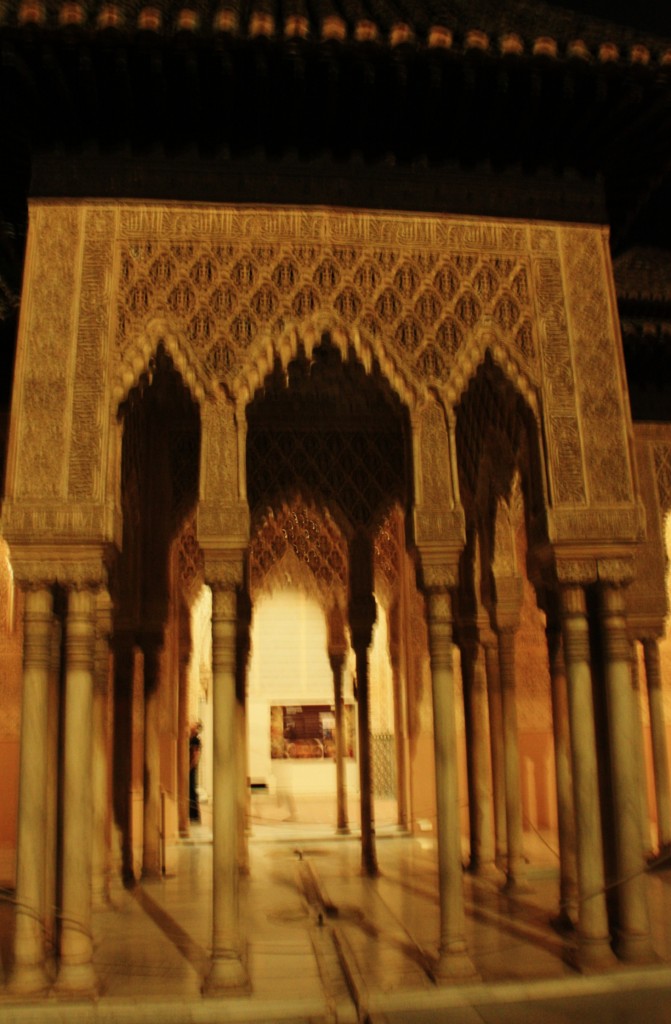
[
  {"left": 44, "top": 613, "right": 62, "bottom": 969},
  {"left": 349, "top": 531, "right": 378, "bottom": 877},
  {"left": 177, "top": 650, "right": 190, "bottom": 837},
  {"left": 630, "top": 646, "right": 653, "bottom": 860},
  {"left": 461, "top": 637, "right": 497, "bottom": 876},
  {"left": 330, "top": 651, "right": 350, "bottom": 835},
  {"left": 353, "top": 631, "right": 378, "bottom": 876},
  {"left": 497, "top": 628, "right": 528, "bottom": 891},
  {"left": 389, "top": 597, "right": 411, "bottom": 832},
  {"left": 483, "top": 633, "right": 507, "bottom": 869},
  {"left": 427, "top": 589, "right": 477, "bottom": 981},
  {"left": 142, "top": 638, "right": 163, "bottom": 878},
  {"left": 236, "top": 610, "right": 251, "bottom": 875},
  {"left": 92, "top": 591, "right": 112, "bottom": 907},
  {"left": 546, "top": 621, "right": 578, "bottom": 925},
  {"left": 643, "top": 637, "right": 671, "bottom": 854},
  {"left": 204, "top": 581, "right": 248, "bottom": 993},
  {"left": 10, "top": 587, "right": 53, "bottom": 994},
  {"left": 54, "top": 587, "right": 97, "bottom": 996},
  {"left": 560, "top": 585, "right": 616, "bottom": 970},
  {"left": 600, "top": 585, "right": 654, "bottom": 963}
]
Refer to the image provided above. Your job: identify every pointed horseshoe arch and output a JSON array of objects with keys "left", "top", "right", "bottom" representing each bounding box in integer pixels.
[{"left": 111, "top": 318, "right": 214, "bottom": 411}]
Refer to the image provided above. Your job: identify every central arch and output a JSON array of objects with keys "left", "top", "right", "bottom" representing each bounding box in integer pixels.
[{"left": 244, "top": 333, "right": 414, "bottom": 874}]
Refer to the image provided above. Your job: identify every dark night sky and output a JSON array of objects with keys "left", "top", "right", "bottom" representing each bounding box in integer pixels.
[{"left": 546, "top": 0, "right": 670, "bottom": 35}]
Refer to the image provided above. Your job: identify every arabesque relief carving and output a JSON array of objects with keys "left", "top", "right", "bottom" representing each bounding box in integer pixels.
[
  {"left": 115, "top": 211, "right": 540, "bottom": 410},
  {"left": 561, "top": 229, "right": 633, "bottom": 505},
  {"left": 2, "top": 202, "right": 640, "bottom": 557}
]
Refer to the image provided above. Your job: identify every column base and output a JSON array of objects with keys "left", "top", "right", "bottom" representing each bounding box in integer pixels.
[
  {"left": 8, "top": 962, "right": 51, "bottom": 996},
  {"left": 468, "top": 859, "right": 503, "bottom": 882},
  {"left": 566, "top": 934, "right": 618, "bottom": 974},
  {"left": 434, "top": 947, "right": 479, "bottom": 984},
  {"left": 615, "top": 930, "right": 659, "bottom": 965},
  {"left": 494, "top": 850, "right": 508, "bottom": 872},
  {"left": 203, "top": 954, "right": 250, "bottom": 996},
  {"left": 647, "top": 844, "right": 671, "bottom": 871},
  {"left": 336, "top": 825, "right": 351, "bottom": 836},
  {"left": 53, "top": 962, "right": 98, "bottom": 999},
  {"left": 550, "top": 907, "right": 577, "bottom": 934},
  {"left": 502, "top": 872, "right": 532, "bottom": 895}
]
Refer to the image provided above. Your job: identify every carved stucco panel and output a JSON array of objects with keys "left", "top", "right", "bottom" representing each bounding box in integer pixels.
[
  {"left": 532, "top": 247, "right": 586, "bottom": 508},
  {"left": 111, "top": 205, "right": 542, "bottom": 409},
  {"left": 199, "top": 397, "right": 239, "bottom": 505},
  {"left": 14, "top": 204, "right": 632, "bottom": 554},
  {"left": 627, "top": 431, "right": 668, "bottom": 623},
  {"left": 68, "top": 209, "right": 116, "bottom": 501},
  {"left": 561, "top": 227, "right": 633, "bottom": 504},
  {"left": 13, "top": 204, "right": 84, "bottom": 500}
]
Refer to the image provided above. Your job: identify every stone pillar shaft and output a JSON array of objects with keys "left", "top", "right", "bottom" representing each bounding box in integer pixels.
[
  {"left": 630, "top": 647, "right": 653, "bottom": 859},
  {"left": 462, "top": 638, "right": 496, "bottom": 875},
  {"left": 92, "top": 593, "right": 112, "bottom": 907},
  {"left": 11, "top": 588, "right": 53, "bottom": 994},
  {"left": 483, "top": 636, "right": 507, "bottom": 867},
  {"left": 330, "top": 652, "right": 350, "bottom": 835},
  {"left": 643, "top": 637, "right": 671, "bottom": 852},
  {"left": 44, "top": 614, "right": 62, "bottom": 965},
  {"left": 427, "top": 590, "right": 476, "bottom": 981},
  {"left": 546, "top": 622, "right": 578, "bottom": 924},
  {"left": 55, "top": 588, "right": 97, "bottom": 996},
  {"left": 205, "top": 583, "right": 248, "bottom": 993},
  {"left": 600, "top": 586, "right": 653, "bottom": 962},
  {"left": 142, "top": 641, "right": 163, "bottom": 878},
  {"left": 497, "top": 628, "right": 527, "bottom": 889},
  {"left": 354, "top": 639, "right": 378, "bottom": 876},
  {"left": 560, "top": 585, "right": 615, "bottom": 970}
]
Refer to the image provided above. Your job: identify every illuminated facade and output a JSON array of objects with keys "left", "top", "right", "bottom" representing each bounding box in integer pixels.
[{"left": 0, "top": 0, "right": 670, "bottom": 1005}]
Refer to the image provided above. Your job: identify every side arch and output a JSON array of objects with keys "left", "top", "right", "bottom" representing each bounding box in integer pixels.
[{"left": 111, "top": 317, "right": 214, "bottom": 409}]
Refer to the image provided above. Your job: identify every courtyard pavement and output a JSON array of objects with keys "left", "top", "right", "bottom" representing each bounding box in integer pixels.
[{"left": 1, "top": 815, "right": 671, "bottom": 1023}]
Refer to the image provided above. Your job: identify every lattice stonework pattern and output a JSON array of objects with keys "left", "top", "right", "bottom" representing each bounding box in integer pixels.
[{"left": 115, "top": 213, "right": 541, "bottom": 404}]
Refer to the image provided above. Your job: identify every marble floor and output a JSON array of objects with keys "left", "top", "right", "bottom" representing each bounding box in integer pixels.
[{"left": 1, "top": 821, "right": 671, "bottom": 1023}]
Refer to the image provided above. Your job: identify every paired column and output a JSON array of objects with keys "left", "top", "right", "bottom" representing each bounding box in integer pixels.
[
  {"left": 10, "top": 587, "right": 54, "bottom": 994},
  {"left": 545, "top": 618, "right": 578, "bottom": 926},
  {"left": 426, "top": 587, "right": 477, "bottom": 981},
  {"left": 560, "top": 584, "right": 616, "bottom": 970},
  {"left": 54, "top": 587, "right": 98, "bottom": 996},
  {"left": 600, "top": 584, "right": 654, "bottom": 963},
  {"left": 236, "top": 592, "right": 252, "bottom": 874},
  {"left": 351, "top": 616, "right": 378, "bottom": 876},
  {"left": 629, "top": 646, "right": 653, "bottom": 860},
  {"left": 204, "top": 573, "right": 248, "bottom": 993},
  {"left": 92, "top": 590, "right": 113, "bottom": 906},
  {"left": 330, "top": 651, "right": 350, "bottom": 835},
  {"left": 142, "top": 634, "right": 164, "bottom": 878},
  {"left": 348, "top": 531, "right": 378, "bottom": 877},
  {"left": 642, "top": 636, "right": 671, "bottom": 855},
  {"left": 328, "top": 603, "right": 350, "bottom": 835},
  {"left": 460, "top": 633, "right": 497, "bottom": 876},
  {"left": 495, "top": 616, "right": 528, "bottom": 892},
  {"left": 482, "top": 630, "right": 507, "bottom": 869}
]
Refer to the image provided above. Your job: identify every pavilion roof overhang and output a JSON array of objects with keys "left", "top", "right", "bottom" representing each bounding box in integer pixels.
[{"left": 0, "top": 0, "right": 670, "bottom": 255}]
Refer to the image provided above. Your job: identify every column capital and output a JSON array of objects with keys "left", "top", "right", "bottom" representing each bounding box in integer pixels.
[
  {"left": 597, "top": 557, "right": 635, "bottom": 587},
  {"left": 555, "top": 558, "right": 597, "bottom": 586},
  {"left": 203, "top": 552, "right": 245, "bottom": 591},
  {"left": 420, "top": 562, "right": 459, "bottom": 592}
]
